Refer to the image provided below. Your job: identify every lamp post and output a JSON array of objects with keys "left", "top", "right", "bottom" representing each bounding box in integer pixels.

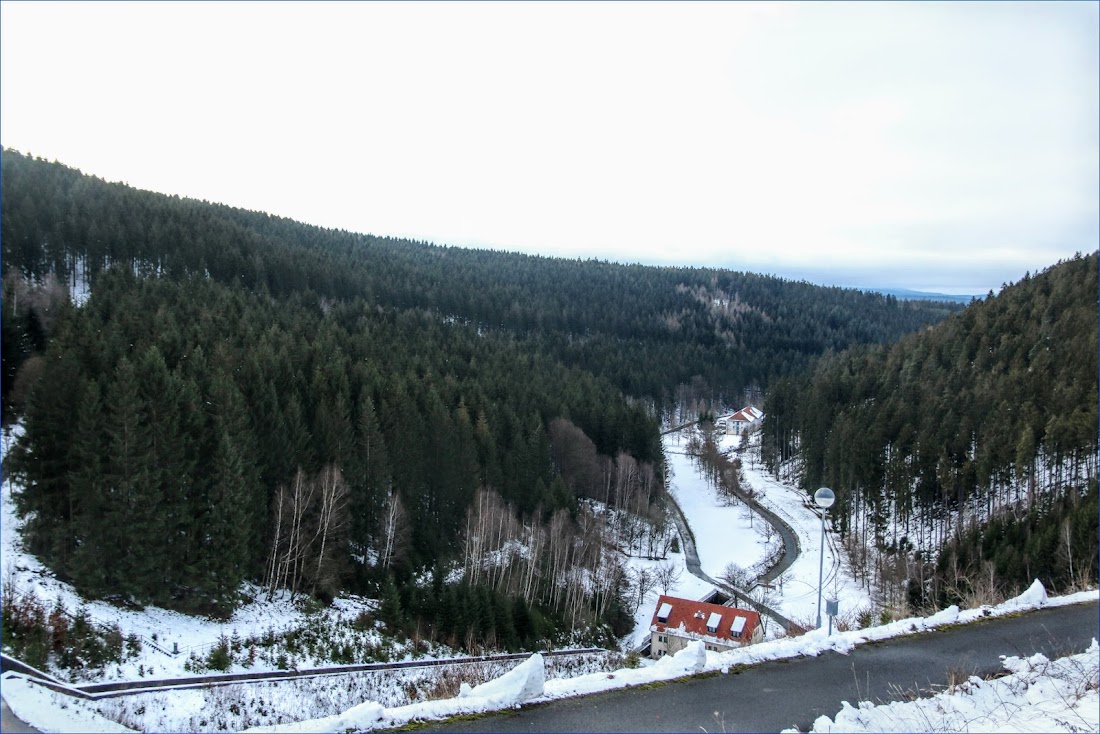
[{"left": 814, "top": 487, "right": 835, "bottom": 629}]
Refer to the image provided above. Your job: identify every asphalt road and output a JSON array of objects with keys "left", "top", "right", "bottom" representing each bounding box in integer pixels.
[
  {"left": 410, "top": 600, "right": 1099, "bottom": 733},
  {"left": 1, "top": 696, "right": 38, "bottom": 733},
  {"left": 662, "top": 457, "right": 795, "bottom": 631}
]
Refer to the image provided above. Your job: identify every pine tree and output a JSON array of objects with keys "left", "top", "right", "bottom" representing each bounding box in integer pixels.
[
  {"left": 68, "top": 379, "right": 109, "bottom": 593},
  {"left": 8, "top": 349, "right": 84, "bottom": 564},
  {"left": 204, "top": 423, "right": 251, "bottom": 610},
  {"left": 379, "top": 575, "right": 402, "bottom": 631},
  {"left": 103, "top": 357, "right": 158, "bottom": 600}
]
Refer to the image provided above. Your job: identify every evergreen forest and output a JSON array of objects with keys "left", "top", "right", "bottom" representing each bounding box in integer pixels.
[
  {"left": 1, "top": 149, "right": 981, "bottom": 645},
  {"left": 761, "top": 253, "right": 1099, "bottom": 608}
]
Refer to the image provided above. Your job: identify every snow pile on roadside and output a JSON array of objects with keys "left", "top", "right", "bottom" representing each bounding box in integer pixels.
[
  {"left": 793, "top": 639, "right": 1100, "bottom": 733},
  {"left": 459, "top": 652, "right": 545, "bottom": 705},
  {"left": 250, "top": 582, "right": 1098, "bottom": 732},
  {"left": 1, "top": 675, "right": 136, "bottom": 733},
  {"left": 247, "top": 653, "right": 547, "bottom": 733}
]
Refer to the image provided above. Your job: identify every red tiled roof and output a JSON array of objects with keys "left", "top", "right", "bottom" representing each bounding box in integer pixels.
[
  {"left": 728, "top": 407, "right": 761, "bottom": 423},
  {"left": 650, "top": 594, "right": 760, "bottom": 644}
]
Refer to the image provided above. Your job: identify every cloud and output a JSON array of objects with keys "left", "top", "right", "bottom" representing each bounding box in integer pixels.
[{"left": 1, "top": 1, "right": 1095, "bottom": 293}]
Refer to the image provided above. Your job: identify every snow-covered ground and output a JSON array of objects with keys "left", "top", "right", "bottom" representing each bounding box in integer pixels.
[
  {"left": 6, "top": 581, "right": 1095, "bottom": 732},
  {"left": 663, "top": 432, "right": 769, "bottom": 581},
  {"left": 793, "top": 639, "right": 1100, "bottom": 733},
  {"left": 4, "top": 422, "right": 1098, "bottom": 733},
  {"left": 658, "top": 427, "right": 872, "bottom": 630},
  {"left": 732, "top": 433, "right": 876, "bottom": 627}
]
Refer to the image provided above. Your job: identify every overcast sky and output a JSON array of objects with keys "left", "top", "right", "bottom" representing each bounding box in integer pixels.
[{"left": 2, "top": 1, "right": 1096, "bottom": 294}]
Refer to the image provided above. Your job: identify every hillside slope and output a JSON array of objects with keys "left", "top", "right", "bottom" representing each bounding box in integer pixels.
[
  {"left": 762, "top": 253, "right": 1098, "bottom": 605},
  {"left": 1, "top": 149, "right": 959, "bottom": 410}
]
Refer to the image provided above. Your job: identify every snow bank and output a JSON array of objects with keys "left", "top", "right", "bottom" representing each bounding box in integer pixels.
[
  {"left": 248, "top": 654, "right": 547, "bottom": 733},
  {"left": 1001, "top": 578, "right": 1049, "bottom": 610},
  {"left": 654, "top": 640, "right": 706, "bottom": 675},
  {"left": 1, "top": 675, "right": 135, "bottom": 733},
  {"left": 793, "top": 639, "right": 1100, "bottom": 733},
  {"left": 459, "top": 652, "right": 545, "bottom": 705},
  {"left": 244, "top": 698, "right": 385, "bottom": 734}
]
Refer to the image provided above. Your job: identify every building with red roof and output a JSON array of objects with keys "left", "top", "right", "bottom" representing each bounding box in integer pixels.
[
  {"left": 717, "top": 406, "right": 763, "bottom": 435},
  {"left": 649, "top": 594, "right": 762, "bottom": 658}
]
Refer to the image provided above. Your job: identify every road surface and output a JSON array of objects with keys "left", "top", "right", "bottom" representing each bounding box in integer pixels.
[
  {"left": 1, "top": 697, "right": 38, "bottom": 733},
  {"left": 411, "top": 600, "right": 1099, "bottom": 733}
]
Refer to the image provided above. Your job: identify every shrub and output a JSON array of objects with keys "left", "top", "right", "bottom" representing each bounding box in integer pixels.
[{"left": 206, "top": 636, "right": 232, "bottom": 672}]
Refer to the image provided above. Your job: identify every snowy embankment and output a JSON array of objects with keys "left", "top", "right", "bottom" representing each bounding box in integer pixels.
[
  {"left": 5, "top": 580, "right": 1096, "bottom": 733},
  {"left": 792, "top": 639, "right": 1100, "bottom": 733},
  {"left": 731, "top": 433, "right": 875, "bottom": 627}
]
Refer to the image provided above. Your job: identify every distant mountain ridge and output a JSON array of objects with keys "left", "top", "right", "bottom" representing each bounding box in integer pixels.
[{"left": 866, "top": 287, "right": 977, "bottom": 304}]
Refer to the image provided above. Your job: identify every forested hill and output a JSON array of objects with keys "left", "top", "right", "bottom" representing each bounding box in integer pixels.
[
  {"left": 761, "top": 254, "right": 1098, "bottom": 603},
  {"left": 1, "top": 148, "right": 958, "bottom": 634},
  {"left": 1, "top": 150, "right": 959, "bottom": 408}
]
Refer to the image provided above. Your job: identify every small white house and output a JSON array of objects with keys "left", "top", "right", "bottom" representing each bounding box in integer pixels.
[{"left": 717, "top": 406, "right": 763, "bottom": 435}]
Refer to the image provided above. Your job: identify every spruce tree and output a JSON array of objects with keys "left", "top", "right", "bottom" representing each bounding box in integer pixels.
[{"left": 103, "top": 357, "right": 158, "bottom": 600}]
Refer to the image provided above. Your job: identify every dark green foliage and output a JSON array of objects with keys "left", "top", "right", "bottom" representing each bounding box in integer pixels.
[
  {"left": 206, "top": 636, "right": 233, "bottom": 672},
  {"left": 379, "top": 576, "right": 403, "bottom": 631},
  {"left": 762, "top": 254, "right": 1099, "bottom": 595},
  {"left": 0, "top": 149, "right": 958, "bottom": 630},
  {"left": 1, "top": 149, "right": 955, "bottom": 419},
  {"left": 0, "top": 592, "right": 128, "bottom": 676},
  {"left": 932, "top": 481, "right": 1099, "bottom": 604},
  {"left": 0, "top": 588, "right": 51, "bottom": 669}
]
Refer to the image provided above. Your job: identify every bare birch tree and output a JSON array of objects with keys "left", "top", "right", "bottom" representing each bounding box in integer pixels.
[
  {"left": 312, "top": 465, "right": 350, "bottom": 597},
  {"left": 654, "top": 560, "right": 683, "bottom": 596},
  {"left": 378, "top": 489, "right": 408, "bottom": 571}
]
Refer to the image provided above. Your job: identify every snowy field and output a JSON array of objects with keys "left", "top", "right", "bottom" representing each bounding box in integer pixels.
[
  {"left": 659, "top": 427, "right": 872, "bottom": 630},
  {"left": 663, "top": 431, "right": 769, "bottom": 581},
  {"left": 6, "top": 581, "right": 1096, "bottom": 732}
]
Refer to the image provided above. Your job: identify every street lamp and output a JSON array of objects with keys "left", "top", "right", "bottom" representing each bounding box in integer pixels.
[{"left": 814, "top": 487, "right": 835, "bottom": 629}]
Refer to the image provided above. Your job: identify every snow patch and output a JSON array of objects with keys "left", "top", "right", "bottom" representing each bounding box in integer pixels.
[{"left": 461, "top": 653, "right": 545, "bottom": 705}]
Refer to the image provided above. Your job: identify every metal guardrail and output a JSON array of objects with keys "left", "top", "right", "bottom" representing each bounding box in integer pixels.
[
  {"left": 0, "top": 654, "right": 96, "bottom": 701},
  {"left": 1, "top": 647, "right": 609, "bottom": 701}
]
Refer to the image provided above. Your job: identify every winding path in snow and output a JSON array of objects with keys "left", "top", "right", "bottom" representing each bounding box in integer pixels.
[
  {"left": 662, "top": 491, "right": 794, "bottom": 632},
  {"left": 659, "top": 423, "right": 797, "bottom": 631}
]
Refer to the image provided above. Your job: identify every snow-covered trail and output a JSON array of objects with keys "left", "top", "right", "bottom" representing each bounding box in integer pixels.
[{"left": 660, "top": 428, "right": 872, "bottom": 630}]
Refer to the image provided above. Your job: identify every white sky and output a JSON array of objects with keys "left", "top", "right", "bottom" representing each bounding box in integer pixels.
[{"left": 2, "top": 1, "right": 1097, "bottom": 294}]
